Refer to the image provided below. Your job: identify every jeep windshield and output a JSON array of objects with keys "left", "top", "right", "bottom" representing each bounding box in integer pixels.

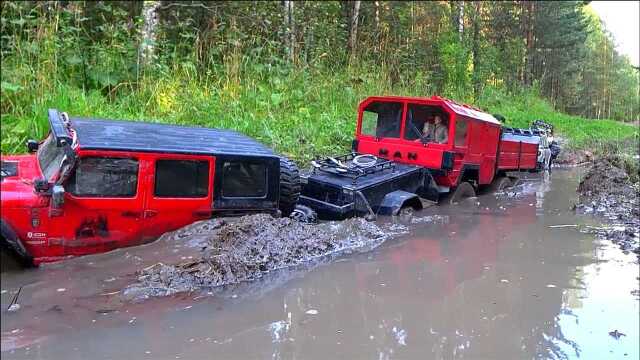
[{"left": 37, "top": 133, "right": 65, "bottom": 181}]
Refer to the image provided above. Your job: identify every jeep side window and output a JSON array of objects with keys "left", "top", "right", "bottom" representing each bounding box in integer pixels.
[
  {"left": 154, "top": 160, "right": 209, "bottom": 198},
  {"left": 222, "top": 162, "right": 267, "bottom": 198},
  {"left": 67, "top": 157, "right": 138, "bottom": 197},
  {"left": 360, "top": 101, "right": 402, "bottom": 138}
]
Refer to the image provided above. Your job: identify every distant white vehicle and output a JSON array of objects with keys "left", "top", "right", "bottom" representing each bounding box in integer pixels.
[
  {"left": 537, "top": 132, "right": 552, "bottom": 170},
  {"left": 531, "top": 120, "right": 554, "bottom": 170}
]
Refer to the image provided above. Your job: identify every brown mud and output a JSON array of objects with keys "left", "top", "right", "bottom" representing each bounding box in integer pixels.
[
  {"left": 2, "top": 169, "right": 638, "bottom": 359},
  {"left": 576, "top": 156, "right": 640, "bottom": 258},
  {"left": 124, "top": 215, "right": 407, "bottom": 301},
  {"left": 548, "top": 137, "right": 593, "bottom": 166},
  {"left": 554, "top": 148, "right": 594, "bottom": 166}
]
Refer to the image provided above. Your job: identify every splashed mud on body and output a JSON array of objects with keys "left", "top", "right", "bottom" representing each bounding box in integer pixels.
[{"left": 123, "top": 214, "right": 407, "bottom": 301}]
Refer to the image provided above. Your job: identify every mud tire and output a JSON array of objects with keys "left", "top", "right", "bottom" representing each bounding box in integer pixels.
[
  {"left": 486, "top": 176, "right": 512, "bottom": 193},
  {"left": 290, "top": 205, "right": 318, "bottom": 224},
  {"left": 448, "top": 181, "right": 476, "bottom": 204},
  {"left": 393, "top": 206, "right": 415, "bottom": 224},
  {"left": 279, "top": 157, "right": 301, "bottom": 217}
]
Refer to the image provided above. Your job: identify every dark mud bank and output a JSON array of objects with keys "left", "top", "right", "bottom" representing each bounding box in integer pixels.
[
  {"left": 554, "top": 147, "right": 593, "bottom": 166},
  {"left": 123, "top": 214, "right": 406, "bottom": 301},
  {"left": 576, "top": 156, "right": 640, "bottom": 258}
]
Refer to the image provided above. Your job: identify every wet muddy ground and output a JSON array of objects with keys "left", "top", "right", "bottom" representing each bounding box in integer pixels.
[
  {"left": 123, "top": 216, "right": 406, "bottom": 301},
  {"left": 2, "top": 168, "right": 639, "bottom": 359},
  {"left": 575, "top": 156, "right": 639, "bottom": 258}
]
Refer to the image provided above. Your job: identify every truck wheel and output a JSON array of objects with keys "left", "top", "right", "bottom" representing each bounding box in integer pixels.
[
  {"left": 279, "top": 157, "right": 301, "bottom": 217},
  {"left": 449, "top": 182, "right": 476, "bottom": 204},
  {"left": 290, "top": 205, "right": 318, "bottom": 223},
  {"left": 486, "top": 176, "right": 512, "bottom": 193},
  {"left": 393, "top": 206, "right": 415, "bottom": 224}
]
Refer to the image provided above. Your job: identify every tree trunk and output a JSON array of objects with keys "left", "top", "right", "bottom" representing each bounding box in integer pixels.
[
  {"left": 375, "top": 1, "right": 380, "bottom": 30},
  {"left": 458, "top": 1, "right": 464, "bottom": 41},
  {"left": 472, "top": 2, "right": 481, "bottom": 98},
  {"left": 523, "top": 1, "right": 535, "bottom": 86},
  {"left": 374, "top": 1, "right": 380, "bottom": 53},
  {"left": 283, "top": 0, "right": 295, "bottom": 62},
  {"left": 348, "top": 0, "right": 361, "bottom": 62},
  {"left": 139, "top": 1, "right": 160, "bottom": 67}
]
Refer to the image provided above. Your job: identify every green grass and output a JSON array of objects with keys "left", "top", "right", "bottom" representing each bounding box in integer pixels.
[
  {"left": 2, "top": 65, "right": 637, "bottom": 164},
  {"left": 477, "top": 87, "right": 639, "bottom": 151}
]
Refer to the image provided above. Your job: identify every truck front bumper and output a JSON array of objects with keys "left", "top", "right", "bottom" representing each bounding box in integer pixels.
[{"left": 298, "top": 195, "right": 355, "bottom": 220}]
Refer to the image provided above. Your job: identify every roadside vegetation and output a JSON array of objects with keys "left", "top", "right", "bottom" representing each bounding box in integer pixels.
[{"left": 1, "top": 1, "right": 638, "bottom": 163}]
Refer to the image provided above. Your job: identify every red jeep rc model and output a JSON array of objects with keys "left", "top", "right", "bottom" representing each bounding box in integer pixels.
[{"left": 1, "top": 109, "right": 301, "bottom": 265}]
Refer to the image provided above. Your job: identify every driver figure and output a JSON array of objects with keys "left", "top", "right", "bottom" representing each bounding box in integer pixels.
[
  {"left": 420, "top": 115, "right": 448, "bottom": 144},
  {"left": 433, "top": 115, "right": 448, "bottom": 144},
  {"left": 422, "top": 116, "right": 435, "bottom": 140}
]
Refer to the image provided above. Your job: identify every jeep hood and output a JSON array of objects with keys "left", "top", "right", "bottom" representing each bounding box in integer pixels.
[{"left": 1, "top": 155, "right": 48, "bottom": 208}]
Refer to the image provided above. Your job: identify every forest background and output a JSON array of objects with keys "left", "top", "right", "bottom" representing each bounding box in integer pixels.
[{"left": 1, "top": 1, "right": 638, "bottom": 162}]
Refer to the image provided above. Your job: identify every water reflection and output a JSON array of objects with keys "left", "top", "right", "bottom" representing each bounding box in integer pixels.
[{"left": 1, "top": 169, "right": 638, "bottom": 359}]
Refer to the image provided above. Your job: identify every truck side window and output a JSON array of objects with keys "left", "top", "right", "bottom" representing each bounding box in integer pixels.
[
  {"left": 67, "top": 157, "right": 138, "bottom": 197},
  {"left": 455, "top": 118, "right": 468, "bottom": 147},
  {"left": 154, "top": 160, "right": 209, "bottom": 198},
  {"left": 222, "top": 162, "right": 267, "bottom": 198},
  {"left": 360, "top": 101, "right": 402, "bottom": 138},
  {"left": 403, "top": 104, "right": 448, "bottom": 142}
]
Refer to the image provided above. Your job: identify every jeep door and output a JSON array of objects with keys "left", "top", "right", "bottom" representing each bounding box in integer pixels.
[
  {"left": 142, "top": 154, "right": 214, "bottom": 241},
  {"left": 47, "top": 154, "right": 145, "bottom": 257}
]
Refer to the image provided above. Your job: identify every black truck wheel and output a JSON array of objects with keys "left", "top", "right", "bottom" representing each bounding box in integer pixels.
[
  {"left": 486, "top": 176, "right": 512, "bottom": 193},
  {"left": 279, "top": 157, "right": 301, "bottom": 217},
  {"left": 393, "top": 206, "right": 415, "bottom": 224},
  {"left": 449, "top": 181, "right": 476, "bottom": 204}
]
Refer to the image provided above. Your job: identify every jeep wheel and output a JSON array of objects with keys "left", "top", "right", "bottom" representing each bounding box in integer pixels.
[
  {"left": 279, "top": 157, "right": 301, "bottom": 217},
  {"left": 290, "top": 204, "right": 318, "bottom": 223},
  {"left": 449, "top": 181, "right": 476, "bottom": 204}
]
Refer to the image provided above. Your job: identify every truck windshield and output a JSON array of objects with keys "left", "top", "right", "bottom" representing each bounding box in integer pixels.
[
  {"left": 360, "top": 101, "right": 403, "bottom": 138},
  {"left": 37, "top": 133, "right": 65, "bottom": 181}
]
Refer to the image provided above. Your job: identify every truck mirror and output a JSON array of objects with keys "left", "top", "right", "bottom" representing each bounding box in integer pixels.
[
  {"left": 51, "top": 185, "right": 65, "bottom": 209},
  {"left": 27, "top": 139, "right": 39, "bottom": 153}
]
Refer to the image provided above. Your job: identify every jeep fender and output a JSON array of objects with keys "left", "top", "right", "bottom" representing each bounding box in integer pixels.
[
  {"left": 1, "top": 220, "right": 32, "bottom": 262},
  {"left": 377, "top": 190, "right": 422, "bottom": 216}
]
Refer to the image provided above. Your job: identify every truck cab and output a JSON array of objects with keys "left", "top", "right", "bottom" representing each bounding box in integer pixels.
[
  {"left": 1, "top": 110, "right": 300, "bottom": 265},
  {"left": 354, "top": 96, "right": 504, "bottom": 190}
]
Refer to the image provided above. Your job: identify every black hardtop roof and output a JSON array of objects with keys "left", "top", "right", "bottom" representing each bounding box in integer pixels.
[{"left": 70, "top": 117, "right": 277, "bottom": 157}]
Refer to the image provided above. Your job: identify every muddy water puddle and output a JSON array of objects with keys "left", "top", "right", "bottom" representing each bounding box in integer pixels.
[{"left": 2, "top": 169, "right": 639, "bottom": 359}]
